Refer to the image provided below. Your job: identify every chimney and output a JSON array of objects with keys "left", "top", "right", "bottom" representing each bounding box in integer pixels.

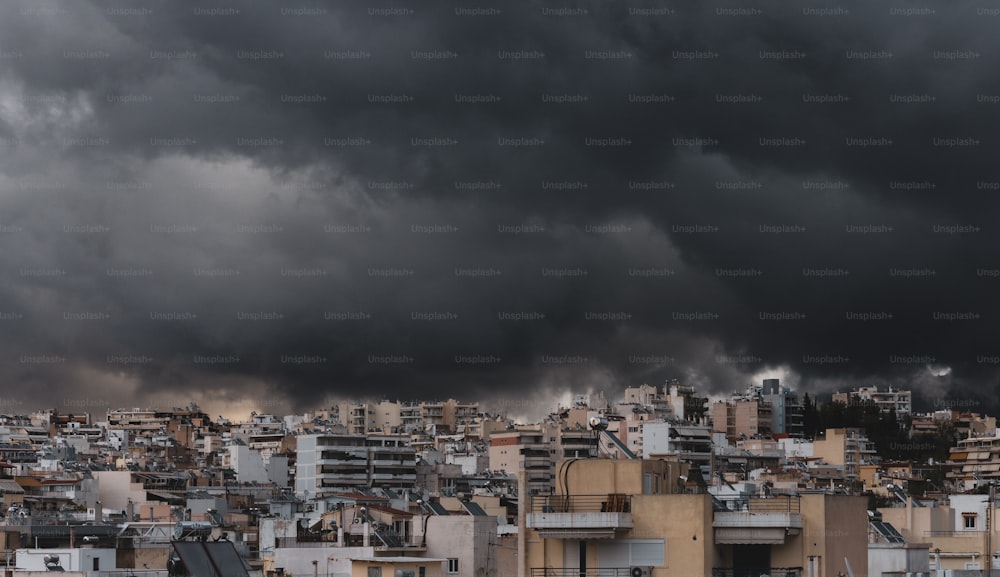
[
  {"left": 94, "top": 501, "right": 103, "bottom": 524},
  {"left": 126, "top": 499, "right": 135, "bottom": 522}
]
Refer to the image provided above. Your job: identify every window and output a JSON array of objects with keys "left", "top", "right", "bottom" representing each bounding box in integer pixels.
[
  {"left": 597, "top": 539, "right": 666, "bottom": 567},
  {"left": 368, "top": 568, "right": 382, "bottom": 577},
  {"left": 93, "top": 558, "right": 100, "bottom": 571},
  {"left": 963, "top": 513, "right": 978, "bottom": 529},
  {"left": 419, "top": 567, "right": 426, "bottom": 577},
  {"left": 447, "top": 558, "right": 459, "bottom": 574}
]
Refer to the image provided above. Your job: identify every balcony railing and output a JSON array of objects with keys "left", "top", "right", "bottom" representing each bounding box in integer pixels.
[
  {"left": 923, "top": 530, "right": 985, "bottom": 537},
  {"left": 530, "top": 568, "right": 632, "bottom": 577},
  {"left": 526, "top": 494, "right": 633, "bottom": 532},
  {"left": 712, "top": 567, "right": 803, "bottom": 577},
  {"left": 529, "top": 494, "right": 631, "bottom": 514},
  {"left": 713, "top": 495, "right": 800, "bottom": 514}
]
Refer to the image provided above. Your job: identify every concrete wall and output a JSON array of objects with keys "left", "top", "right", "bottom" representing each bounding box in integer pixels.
[
  {"left": 799, "top": 494, "right": 869, "bottom": 577},
  {"left": 524, "top": 493, "right": 715, "bottom": 577},
  {"left": 230, "top": 445, "right": 270, "bottom": 484},
  {"left": 877, "top": 503, "right": 998, "bottom": 571},
  {"left": 555, "top": 458, "right": 685, "bottom": 496},
  {"left": 869, "top": 543, "right": 930, "bottom": 577},
  {"left": 424, "top": 515, "right": 496, "bottom": 577},
  {"left": 494, "top": 532, "right": 519, "bottom": 577},
  {"left": 813, "top": 429, "right": 846, "bottom": 466},
  {"left": 632, "top": 494, "right": 715, "bottom": 576},
  {"left": 92, "top": 471, "right": 147, "bottom": 512},
  {"left": 489, "top": 435, "right": 524, "bottom": 478},
  {"left": 15, "top": 548, "right": 117, "bottom": 572},
  {"left": 271, "top": 545, "right": 375, "bottom": 577},
  {"left": 350, "top": 559, "right": 443, "bottom": 577},
  {"left": 269, "top": 454, "right": 290, "bottom": 487},
  {"left": 117, "top": 546, "right": 170, "bottom": 570},
  {"left": 295, "top": 435, "right": 318, "bottom": 496},
  {"left": 10, "top": 573, "right": 88, "bottom": 577}
]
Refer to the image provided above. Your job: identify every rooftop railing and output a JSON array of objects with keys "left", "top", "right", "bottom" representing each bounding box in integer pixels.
[
  {"left": 712, "top": 495, "right": 800, "bottom": 514},
  {"left": 530, "top": 568, "right": 632, "bottom": 577},
  {"left": 529, "top": 494, "right": 631, "bottom": 514},
  {"left": 712, "top": 567, "right": 803, "bottom": 577}
]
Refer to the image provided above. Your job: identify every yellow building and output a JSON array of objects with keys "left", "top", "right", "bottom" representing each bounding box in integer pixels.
[
  {"left": 813, "top": 428, "right": 876, "bottom": 481},
  {"left": 879, "top": 494, "right": 1000, "bottom": 572},
  {"left": 522, "top": 458, "right": 868, "bottom": 577}
]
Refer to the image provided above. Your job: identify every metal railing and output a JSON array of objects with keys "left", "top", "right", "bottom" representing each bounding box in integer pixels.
[
  {"left": 712, "top": 567, "right": 803, "bottom": 577},
  {"left": 713, "top": 496, "right": 800, "bottom": 514},
  {"left": 923, "top": 530, "right": 985, "bottom": 537},
  {"left": 529, "top": 494, "right": 632, "bottom": 514},
  {"left": 530, "top": 568, "right": 632, "bottom": 577}
]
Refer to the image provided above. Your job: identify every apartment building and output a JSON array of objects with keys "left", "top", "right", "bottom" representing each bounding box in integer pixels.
[
  {"left": 947, "top": 431, "right": 1000, "bottom": 491},
  {"left": 712, "top": 381, "right": 804, "bottom": 441},
  {"left": 336, "top": 399, "right": 481, "bottom": 435},
  {"left": 813, "top": 428, "right": 877, "bottom": 481},
  {"left": 523, "top": 458, "right": 868, "bottom": 577},
  {"left": 622, "top": 382, "right": 709, "bottom": 424},
  {"left": 712, "top": 399, "right": 773, "bottom": 441},
  {"left": 832, "top": 385, "right": 912, "bottom": 416},
  {"left": 879, "top": 494, "right": 1000, "bottom": 572},
  {"left": 641, "top": 421, "right": 713, "bottom": 475},
  {"left": 296, "top": 433, "right": 417, "bottom": 498},
  {"left": 489, "top": 426, "right": 554, "bottom": 496},
  {"left": 761, "top": 379, "right": 805, "bottom": 437}
]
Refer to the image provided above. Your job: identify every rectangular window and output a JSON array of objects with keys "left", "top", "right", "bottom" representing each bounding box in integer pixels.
[
  {"left": 964, "top": 513, "right": 977, "bottom": 529},
  {"left": 419, "top": 567, "right": 426, "bottom": 577},
  {"left": 447, "top": 559, "right": 459, "bottom": 573},
  {"left": 368, "top": 568, "right": 383, "bottom": 577},
  {"left": 93, "top": 558, "right": 100, "bottom": 571}
]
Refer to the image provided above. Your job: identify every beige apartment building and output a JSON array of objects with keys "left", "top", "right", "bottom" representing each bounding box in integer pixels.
[
  {"left": 832, "top": 386, "right": 911, "bottom": 416},
  {"left": 490, "top": 426, "right": 553, "bottom": 496},
  {"left": 813, "top": 428, "right": 876, "bottom": 481},
  {"left": 522, "top": 458, "right": 868, "bottom": 577},
  {"left": 712, "top": 400, "right": 773, "bottom": 441},
  {"left": 336, "top": 399, "right": 481, "bottom": 435},
  {"left": 879, "top": 494, "right": 1000, "bottom": 572}
]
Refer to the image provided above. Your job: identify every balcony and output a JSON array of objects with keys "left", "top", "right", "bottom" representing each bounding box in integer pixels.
[
  {"left": 530, "top": 569, "right": 632, "bottom": 577},
  {"left": 712, "top": 567, "right": 802, "bottom": 577},
  {"left": 526, "top": 494, "right": 632, "bottom": 538},
  {"left": 713, "top": 496, "right": 802, "bottom": 544}
]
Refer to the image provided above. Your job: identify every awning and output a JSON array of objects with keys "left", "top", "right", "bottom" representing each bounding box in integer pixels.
[
  {"left": 537, "top": 530, "right": 617, "bottom": 539},
  {"left": 714, "top": 527, "right": 789, "bottom": 545}
]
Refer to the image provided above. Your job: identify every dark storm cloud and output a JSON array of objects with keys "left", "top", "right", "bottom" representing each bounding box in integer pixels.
[{"left": 1, "top": 0, "right": 999, "bottom": 415}]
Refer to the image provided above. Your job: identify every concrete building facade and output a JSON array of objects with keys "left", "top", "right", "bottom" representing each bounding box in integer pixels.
[{"left": 523, "top": 458, "right": 869, "bottom": 577}]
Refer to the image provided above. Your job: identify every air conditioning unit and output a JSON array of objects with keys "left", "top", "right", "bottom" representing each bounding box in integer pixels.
[
  {"left": 353, "top": 517, "right": 363, "bottom": 524},
  {"left": 630, "top": 567, "right": 652, "bottom": 577}
]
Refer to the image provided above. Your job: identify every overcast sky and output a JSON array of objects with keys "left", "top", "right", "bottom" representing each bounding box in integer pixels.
[{"left": 1, "top": 0, "right": 998, "bottom": 420}]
